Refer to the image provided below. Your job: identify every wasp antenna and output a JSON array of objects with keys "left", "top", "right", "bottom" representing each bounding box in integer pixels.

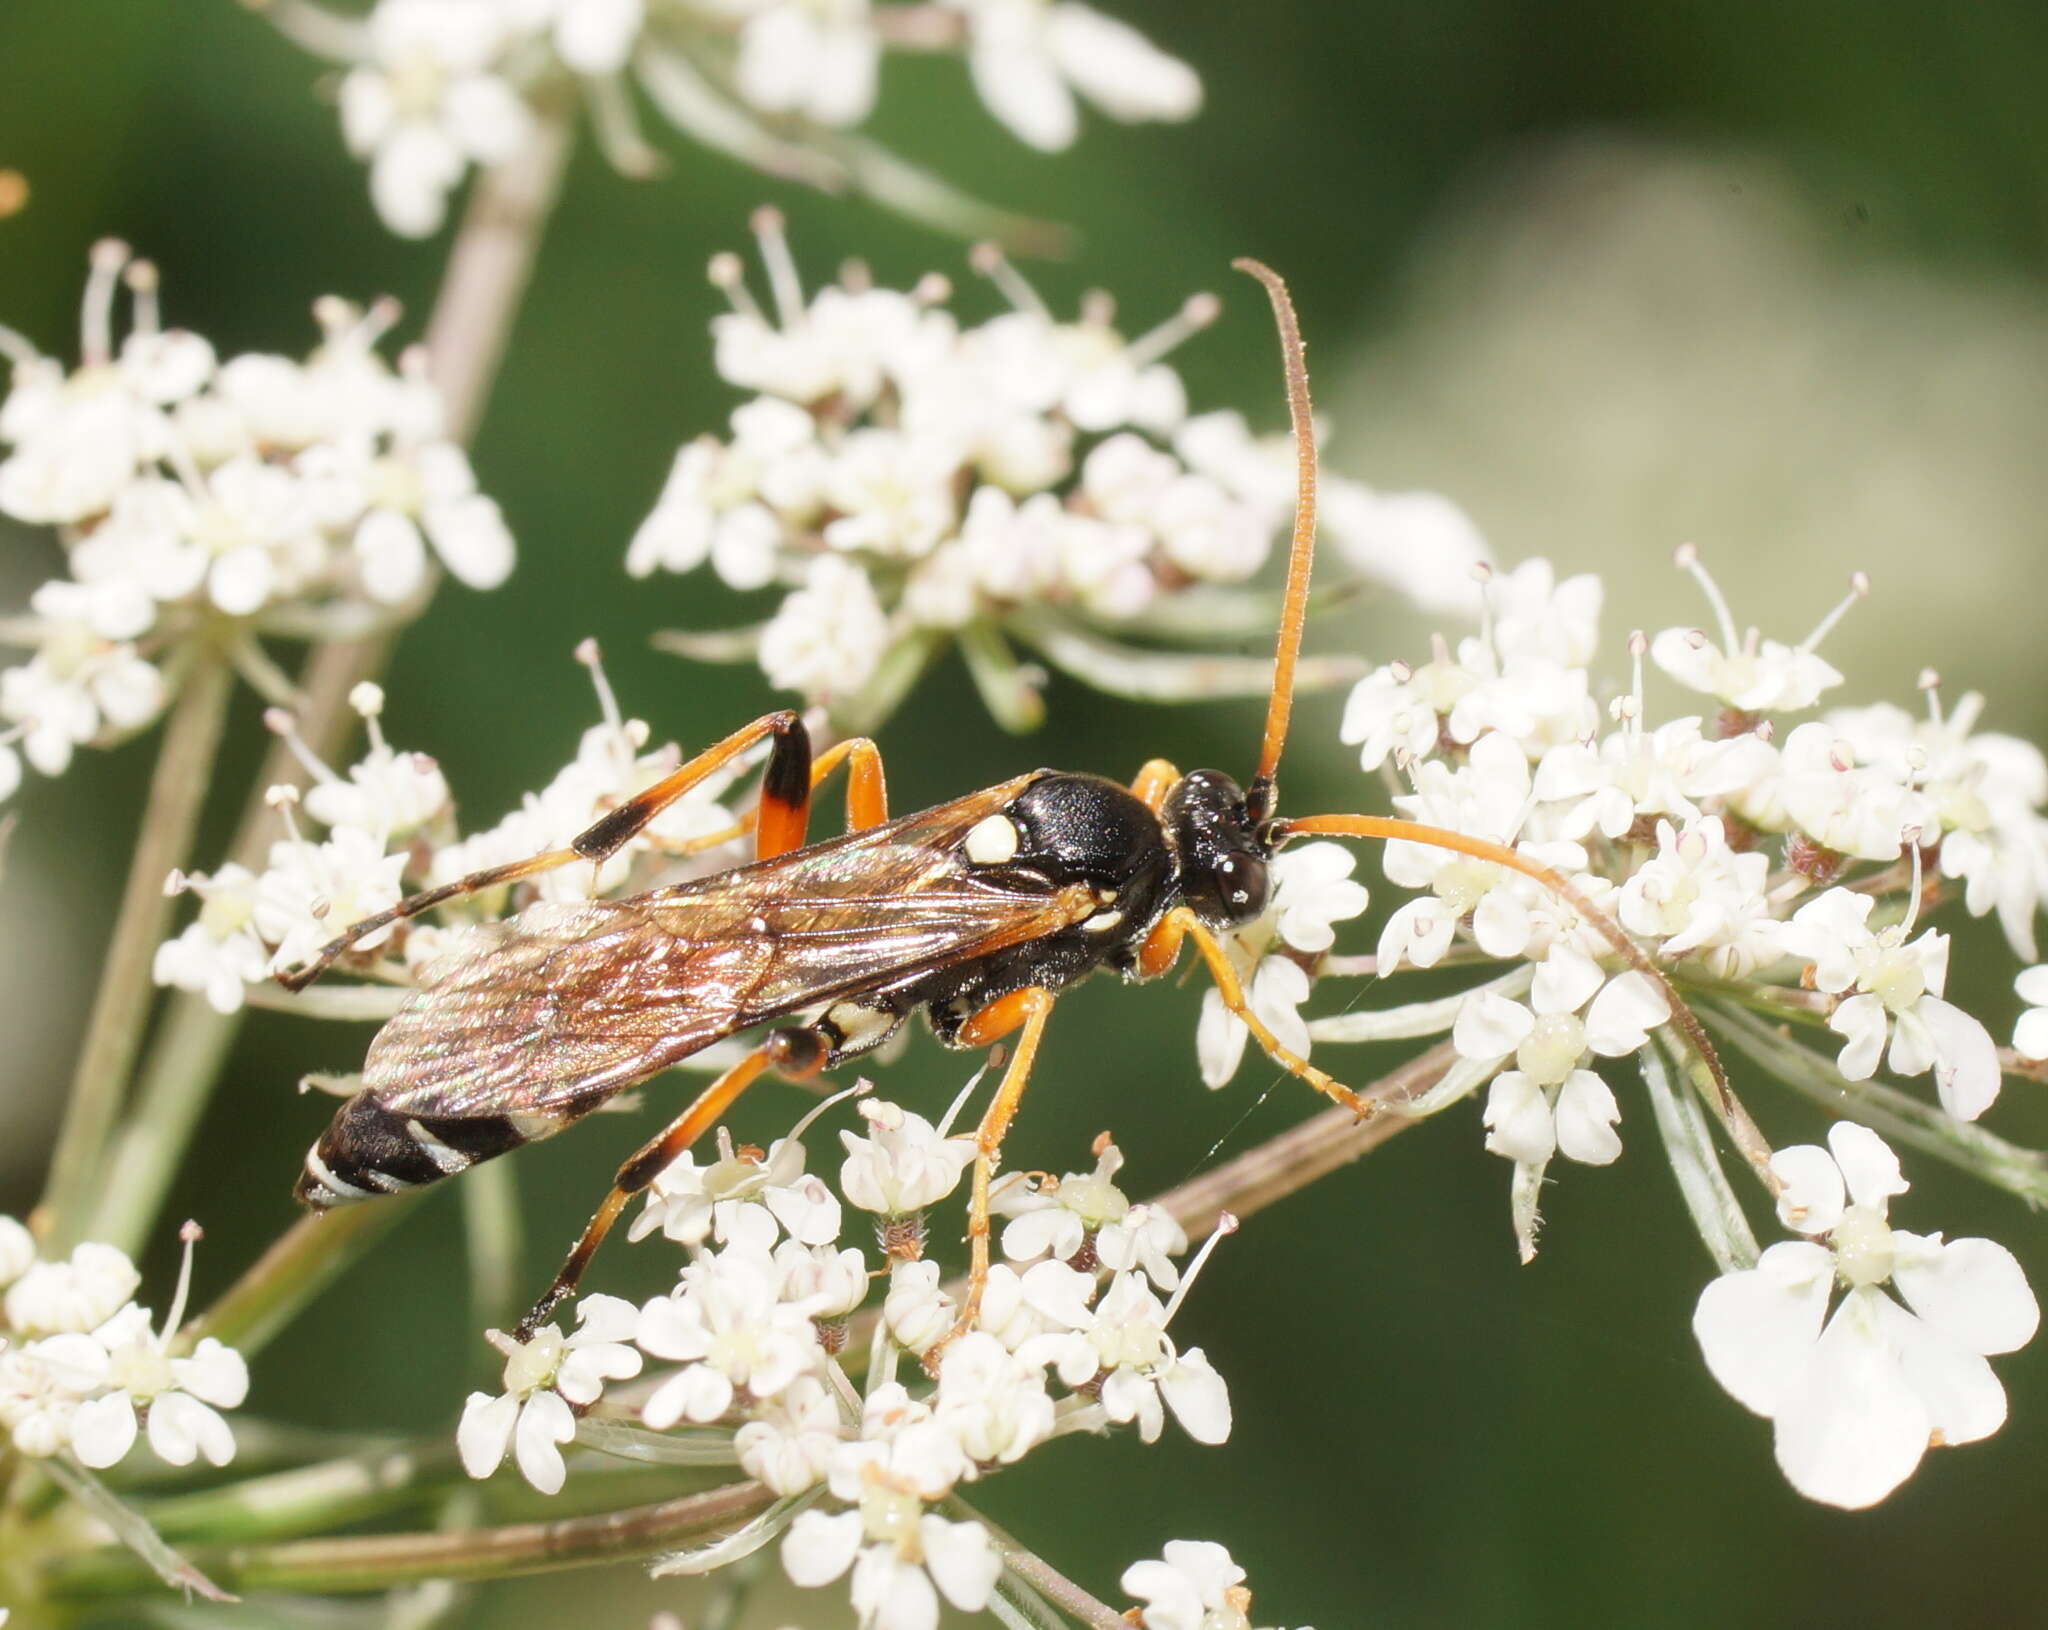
[
  {"left": 1233, "top": 258, "right": 1317, "bottom": 824},
  {"left": 1276, "top": 812, "right": 1734, "bottom": 1117}
]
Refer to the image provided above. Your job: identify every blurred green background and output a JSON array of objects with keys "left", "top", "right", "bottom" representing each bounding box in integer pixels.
[{"left": 4, "top": 1, "right": 2048, "bottom": 1625}]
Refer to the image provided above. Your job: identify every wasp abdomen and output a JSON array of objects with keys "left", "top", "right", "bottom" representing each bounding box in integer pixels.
[{"left": 296, "top": 1096, "right": 537, "bottom": 1210}]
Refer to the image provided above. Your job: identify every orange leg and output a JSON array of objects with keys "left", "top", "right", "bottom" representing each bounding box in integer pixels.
[
  {"left": 663, "top": 736, "right": 890, "bottom": 859},
  {"left": 514, "top": 1028, "right": 828, "bottom": 1339},
  {"left": 927, "top": 986, "right": 1056, "bottom": 1369},
  {"left": 1140, "top": 906, "right": 1371, "bottom": 1117},
  {"left": 1130, "top": 757, "right": 1182, "bottom": 814}
]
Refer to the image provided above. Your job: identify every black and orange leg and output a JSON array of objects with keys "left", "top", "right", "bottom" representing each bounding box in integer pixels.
[
  {"left": 658, "top": 735, "right": 891, "bottom": 859},
  {"left": 926, "top": 986, "right": 1056, "bottom": 1370},
  {"left": 277, "top": 711, "right": 814, "bottom": 991},
  {"left": 1140, "top": 906, "right": 1373, "bottom": 1117},
  {"left": 513, "top": 1024, "right": 830, "bottom": 1339}
]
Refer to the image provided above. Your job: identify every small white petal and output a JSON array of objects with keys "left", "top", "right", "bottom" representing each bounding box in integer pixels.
[
  {"left": 1481, "top": 1072, "right": 1555, "bottom": 1165},
  {"left": 1826, "top": 1122, "right": 1908, "bottom": 1213},
  {"left": 457, "top": 1391, "right": 518, "bottom": 1479},
  {"left": 1769, "top": 1144, "right": 1846, "bottom": 1236},
  {"left": 782, "top": 1508, "right": 863, "bottom": 1587},
  {"left": 1552, "top": 1070, "right": 1622, "bottom": 1165},
  {"left": 1158, "top": 1347, "right": 1232, "bottom": 1444},
  {"left": 69, "top": 1395, "right": 139, "bottom": 1469},
  {"left": 1917, "top": 996, "right": 2000, "bottom": 1122},
  {"left": 512, "top": 1390, "right": 575, "bottom": 1495},
  {"left": 919, "top": 1516, "right": 1001, "bottom": 1611}
]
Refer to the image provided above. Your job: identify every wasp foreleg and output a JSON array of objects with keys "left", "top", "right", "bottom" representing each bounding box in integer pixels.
[{"left": 1145, "top": 906, "right": 1373, "bottom": 1117}]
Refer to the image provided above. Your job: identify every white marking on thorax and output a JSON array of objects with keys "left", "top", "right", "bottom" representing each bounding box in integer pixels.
[
  {"left": 1084, "top": 909, "right": 1125, "bottom": 933},
  {"left": 964, "top": 814, "right": 1021, "bottom": 865}
]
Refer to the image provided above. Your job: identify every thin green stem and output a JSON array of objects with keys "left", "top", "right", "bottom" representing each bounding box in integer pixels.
[
  {"left": 179, "top": 1197, "right": 426, "bottom": 1360},
  {"left": 36, "top": 645, "right": 234, "bottom": 1249},
  {"left": 90, "top": 988, "right": 246, "bottom": 1255},
  {"left": 954, "top": 1499, "right": 1125, "bottom": 1630},
  {"left": 1708, "top": 1000, "right": 2048, "bottom": 1205},
  {"left": 41, "top": 1478, "right": 775, "bottom": 1599},
  {"left": 463, "top": 1160, "right": 525, "bottom": 1364}
]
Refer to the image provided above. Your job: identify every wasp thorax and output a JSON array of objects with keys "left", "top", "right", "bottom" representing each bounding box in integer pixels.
[{"left": 1164, "top": 769, "right": 1271, "bottom": 928}]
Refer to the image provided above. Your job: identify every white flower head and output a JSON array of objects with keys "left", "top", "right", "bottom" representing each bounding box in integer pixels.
[
  {"left": 636, "top": 1247, "right": 823, "bottom": 1428},
  {"left": 5, "top": 1242, "right": 141, "bottom": 1337},
  {"left": 1782, "top": 888, "right": 1999, "bottom": 1121},
  {"left": 69, "top": 1224, "right": 250, "bottom": 1471},
  {"left": 1651, "top": 548, "right": 1858, "bottom": 714},
  {"left": 948, "top": 0, "right": 1200, "bottom": 153},
  {"left": 458, "top": 1295, "right": 643, "bottom": 1495},
  {"left": 1454, "top": 951, "right": 1669, "bottom": 1168},
  {"left": 1123, "top": 1539, "right": 1261, "bottom": 1630},
  {"left": 839, "top": 1099, "right": 977, "bottom": 1216},
  {"left": 1694, "top": 1124, "right": 2038, "bottom": 1508}
]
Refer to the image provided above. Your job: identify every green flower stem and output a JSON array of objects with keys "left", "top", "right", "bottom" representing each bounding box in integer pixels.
[
  {"left": 40, "top": 1478, "right": 775, "bottom": 1599},
  {"left": 1639, "top": 1037, "right": 1759, "bottom": 1273},
  {"left": 1708, "top": 1000, "right": 2048, "bottom": 1205},
  {"left": 90, "top": 987, "right": 246, "bottom": 1255},
  {"left": 140, "top": 1443, "right": 457, "bottom": 1545},
  {"left": 179, "top": 1196, "right": 426, "bottom": 1360},
  {"left": 952, "top": 1499, "right": 1125, "bottom": 1630},
  {"left": 36, "top": 643, "right": 235, "bottom": 1250},
  {"left": 462, "top": 1159, "right": 524, "bottom": 1362}
]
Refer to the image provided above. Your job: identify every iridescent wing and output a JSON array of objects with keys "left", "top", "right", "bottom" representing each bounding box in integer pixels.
[{"left": 360, "top": 777, "right": 1089, "bottom": 1122}]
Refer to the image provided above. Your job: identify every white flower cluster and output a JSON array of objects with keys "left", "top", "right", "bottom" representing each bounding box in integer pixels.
[
  {"left": 629, "top": 218, "right": 1485, "bottom": 722},
  {"left": 1122, "top": 1539, "right": 1310, "bottom": 1630},
  {"left": 1280, "top": 547, "right": 2047, "bottom": 1506},
  {"left": 265, "top": 0, "right": 1201, "bottom": 238},
  {"left": 0, "top": 243, "right": 513, "bottom": 807},
  {"left": 1330, "top": 551, "right": 2039, "bottom": 1167},
  {"left": 0, "top": 1218, "right": 249, "bottom": 1472},
  {"left": 154, "top": 651, "right": 734, "bottom": 1011},
  {"left": 455, "top": 1093, "right": 1256, "bottom": 1630}
]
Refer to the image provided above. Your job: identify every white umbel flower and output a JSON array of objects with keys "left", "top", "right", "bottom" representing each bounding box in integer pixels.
[
  {"left": 1693, "top": 1124, "right": 2038, "bottom": 1508},
  {"left": 458, "top": 1296, "right": 643, "bottom": 1495},
  {"left": 1782, "top": 888, "right": 2000, "bottom": 1121},
  {"left": 838, "top": 1099, "right": 977, "bottom": 1216}
]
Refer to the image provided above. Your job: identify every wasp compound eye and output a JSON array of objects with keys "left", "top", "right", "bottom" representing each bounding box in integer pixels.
[{"left": 1212, "top": 850, "right": 1270, "bottom": 924}]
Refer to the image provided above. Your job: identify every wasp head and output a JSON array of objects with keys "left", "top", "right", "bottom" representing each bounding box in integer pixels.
[{"left": 1164, "top": 769, "right": 1272, "bottom": 928}]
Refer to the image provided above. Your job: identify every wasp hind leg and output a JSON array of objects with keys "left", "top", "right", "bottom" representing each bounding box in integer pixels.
[
  {"left": 277, "top": 711, "right": 817, "bottom": 992},
  {"left": 512, "top": 1025, "right": 829, "bottom": 1341}
]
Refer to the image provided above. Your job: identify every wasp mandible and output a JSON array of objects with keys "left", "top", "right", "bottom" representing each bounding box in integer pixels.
[{"left": 279, "top": 260, "right": 1720, "bottom": 1348}]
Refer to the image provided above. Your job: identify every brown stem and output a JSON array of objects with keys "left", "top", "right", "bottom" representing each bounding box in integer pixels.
[{"left": 40, "top": 1477, "right": 775, "bottom": 1599}]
